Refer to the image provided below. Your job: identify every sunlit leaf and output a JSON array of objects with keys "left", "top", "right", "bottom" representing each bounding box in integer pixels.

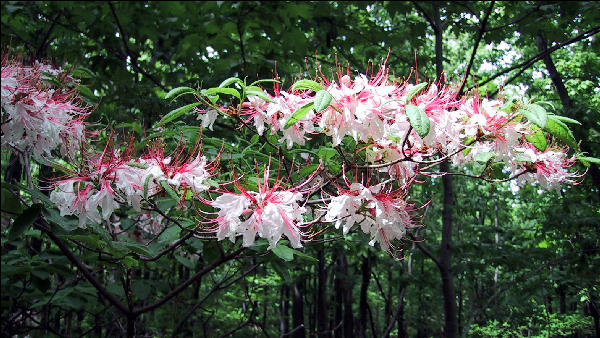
[
  {"left": 520, "top": 104, "right": 548, "bottom": 128},
  {"left": 405, "top": 82, "right": 427, "bottom": 103},
  {"left": 284, "top": 101, "right": 314, "bottom": 129},
  {"left": 313, "top": 90, "right": 332, "bottom": 112},
  {"left": 155, "top": 102, "right": 201, "bottom": 127},
  {"left": 405, "top": 104, "right": 430, "bottom": 138},
  {"left": 164, "top": 86, "right": 196, "bottom": 100},
  {"left": 291, "top": 79, "right": 324, "bottom": 92}
]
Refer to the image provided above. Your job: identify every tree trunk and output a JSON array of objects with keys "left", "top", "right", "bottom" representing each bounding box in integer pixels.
[
  {"left": 358, "top": 254, "right": 371, "bottom": 338},
  {"left": 432, "top": 3, "right": 458, "bottom": 337},
  {"left": 341, "top": 253, "right": 354, "bottom": 338},
  {"left": 334, "top": 260, "right": 343, "bottom": 338},
  {"left": 317, "top": 247, "right": 328, "bottom": 336},
  {"left": 280, "top": 284, "right": 290, "bottom": 334},
  {"left": 292, "top": 279, "right": 305, "bottom": 338}
]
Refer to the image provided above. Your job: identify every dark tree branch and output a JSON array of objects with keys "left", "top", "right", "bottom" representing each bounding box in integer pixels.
[
  {"left": 472, "top": 25, "right": 600, "bottom": 92},
  {"left": 408, "top": 233, "right": 442, "bottom": 270},
  {"left": 172, "top": 263, "right": 260, "bottom": 337},
  {"left": 33, "top": 14, "right": 60, "bottom": 61},
  {"left": 382, "top": 287, "right": 406, "bottom": 338},
  {"left": 485, "top": 6, "right": 540, "bottom": 33},
  {"left": 412, "top": 2, "right": 438, "bottom": 34},
  {"left": 108, "top": 2, "right": 167, "bottom": 91},
  {"left": 133, "top": 247, "right": 245, "bottom": 315},
  {"left": 458, "top": 1, "right": 495, "bottom": 96},
  {"left": 36, "top": 218, "right": 131, "bottom": 315}
]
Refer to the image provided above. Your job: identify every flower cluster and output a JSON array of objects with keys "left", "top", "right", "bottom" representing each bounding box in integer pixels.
[
  {"left": 33, "top": 58, "right": 580, "bottom": 253},
  {"left": 1, "top": 56, "right": 88, "bottom": 159},
  {"left": 210, "top": 163, "right": 314, "bottom": 249},
  {"left": 323, "top": 177, "right": 415, "bottom": 252},
  {"left": 241, "top": 64, "right": 579, "bottom": 191},
  {"left": 50, "top": 140, "right": 217, "bottom": 227}
]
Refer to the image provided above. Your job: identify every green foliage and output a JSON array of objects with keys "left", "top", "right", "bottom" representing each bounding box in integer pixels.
[{"left": 2, "top": 1, "right": 599, "bottom": 337}]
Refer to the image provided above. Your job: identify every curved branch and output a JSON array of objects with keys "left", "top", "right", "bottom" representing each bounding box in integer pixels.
[
  {"left": 458, "top": 1, "right": 495, "bottom": 96},
  {"left": 108, "top": 2, "right": 167, "bottom": 91},
  {"left": 133, "top": 247, "right": 245, "bottom": 315},
  {"left": 471, "top": 25, "right": 600, "bottom": 91},
  {"left": 37, "top": 218, "right": 131, "bottom": 315},
  {"left": 408, "top": 233, "right": 442, "bottom": 270}
]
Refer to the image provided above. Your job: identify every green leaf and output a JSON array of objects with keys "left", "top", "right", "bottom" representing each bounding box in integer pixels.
[
  {"left": 203, "top": 87, "right": 241, "bottom": 100},
  {"left": 272, "top": 243, "right": 294, "bottom": 261},
  {"left": 577, "top": 156, "right": 600, "bottom": 167},
  {"left": 3, "top": 182, "right": 53, "bottom": 206},
  {"left": 127, "top": 161, "right": 149, "bottom": 169},
  {"left": 405, "top": 82, "right": 427, "bottom": 103},
  {"left": 270, "top": 259, "right": 291, "bottom": 283},
  {"left": 123, "top": 242, "right": 154, "bottom": 257},
  {"left": 249, "top": 238, "right": 270, "bottom": 252},
  {"left": 387, "top": 134, "right": 404, "bottom": 143},
  {"left": 155, "top": 102, "right": 202, "bottom": 127},
  {"left": 76, "top": 85, "right": 94, "bottom": 99},
  {"left": 164, "top": 86, "right": 196, "bottom": 100},
  {"left": 300, "top": 164, "right": 321, "bottom": 178},
  {"left": 313, "top": 90, "right": 333, "bottom": 112},
  {"left": 284, "top": 101, "right": 314, "bottom": 129},
  {"left": 474, "top": 152, "right": 495, "bottom": 163},
  {"left": 71, "top": 67, "right": 95, "bottom": 79},
  {"left": 549, "top": 114, "right": 581, "bottom": 125},
  {"left": 291, "top": 79, "right": 324, "bottom": 92},
  {"left": 291, "top": 250, "right": 318, "bottom": 263},
  {"left": 143, "top": 174, "right": 152, "bottom": 199},
  {"left": 219, "top": 77, "right": 244, "bottom": 88},
  {"left": 61, "top": 234, "right": 103, "bottom": 250},
  {"left": 317, "top": 147, "right": 337, "bottom": 162},
  {"left": 1, "top": 188, "right": 22, "bottom": 214},
  {"left": 250, "top": 79, "right": 280, "bottom": 86},
  {"left": 43, "top": 208, "right": 78, "bottom": 232},
  {"left": 158, "top": 226, "right": 180, "bottom": 244},
  {"left": 544, "top": 117, "right": 577, "bottom": 148},
  {"left": 132, "top": 281, "right": 152, "bottom": 300},
  {"left": 525, "top": 127, "right": 547, "bottom": 151},
  {"left": 8, "top": 204, "right": 43, "bottom": 240},
  {"left": 175, "top": 255, "right": 195, "bottom": 269},
  {"left": 244, "top": 86, "right": 273, "bottom": 102},
  {"left": 159, "top": 180, "right": 179, "bottom": 201},
  {"left": 405, "top": 104, "right": 430, "bottom": 138},
  {"left": 520, "top": 104, "right": 548, "bottom": 128}
]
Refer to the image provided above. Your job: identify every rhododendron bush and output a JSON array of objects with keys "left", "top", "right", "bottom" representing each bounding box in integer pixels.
[
  {"left": 1, "top": 51, "right": 595, "bottom": 336},
  {"left": 1, "top": 54, "right": 587, "bottom": 255}
]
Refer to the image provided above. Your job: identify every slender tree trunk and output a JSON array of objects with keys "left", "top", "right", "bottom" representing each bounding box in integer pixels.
[
  {"left": 358, "top": 254, "right": 371, "bottom": 338},
  {"left": 280, "top": 284, "right": 290, "bottom": 334},
  {"left": 292, "top": 279, "right": 305, "bottom": 338},
  {"left": 317, "top": 247, "right": 328, "bottom": 336},
  {"left": 397, "top": 273, "right": 407, "bottom": 338},
  {"left": 334, "top": 261, "right": 343, "bottom": 338},
  {"left": 341, "top": 253, "right": 354, "bottom": 338},
  {"left": 431, "top": 3, "right": 458, "bottom": 337},
  {"left": 588, "top": 293, "right": 600, "bottom": 338},
  {"left": 431, "top": 3, "right": 459, "bottom": 337}
]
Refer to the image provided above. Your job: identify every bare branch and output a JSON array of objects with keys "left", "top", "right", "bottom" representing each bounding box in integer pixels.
[
  {"left": 37, "top": 218, "right": 131, "bottom": 315},
  {"left": 458, "top": 1, "right": 495, "bottom": 96},
  {"left": 133, "top": 247, "right": 245, "bottom": 315},
  {"left": 471, "top": 25, "right": 600, "bottom": 91}
]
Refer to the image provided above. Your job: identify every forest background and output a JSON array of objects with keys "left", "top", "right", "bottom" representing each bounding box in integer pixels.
[{"left": 1, "top": 1, "right": 599, "bottom": 337}]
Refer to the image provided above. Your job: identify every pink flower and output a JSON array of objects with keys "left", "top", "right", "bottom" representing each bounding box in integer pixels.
[
  {"left": 515, "top": 144, "right": 579, "bottom": 190},
  {"left": 324, "top": 175, "right": 416, "bottom": 252},
  {"left": 211, "top": 162, "right": 315, "bottom": 249},
  {"left": 1, "top": 55, "right": 89, "bottom": 159}
]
